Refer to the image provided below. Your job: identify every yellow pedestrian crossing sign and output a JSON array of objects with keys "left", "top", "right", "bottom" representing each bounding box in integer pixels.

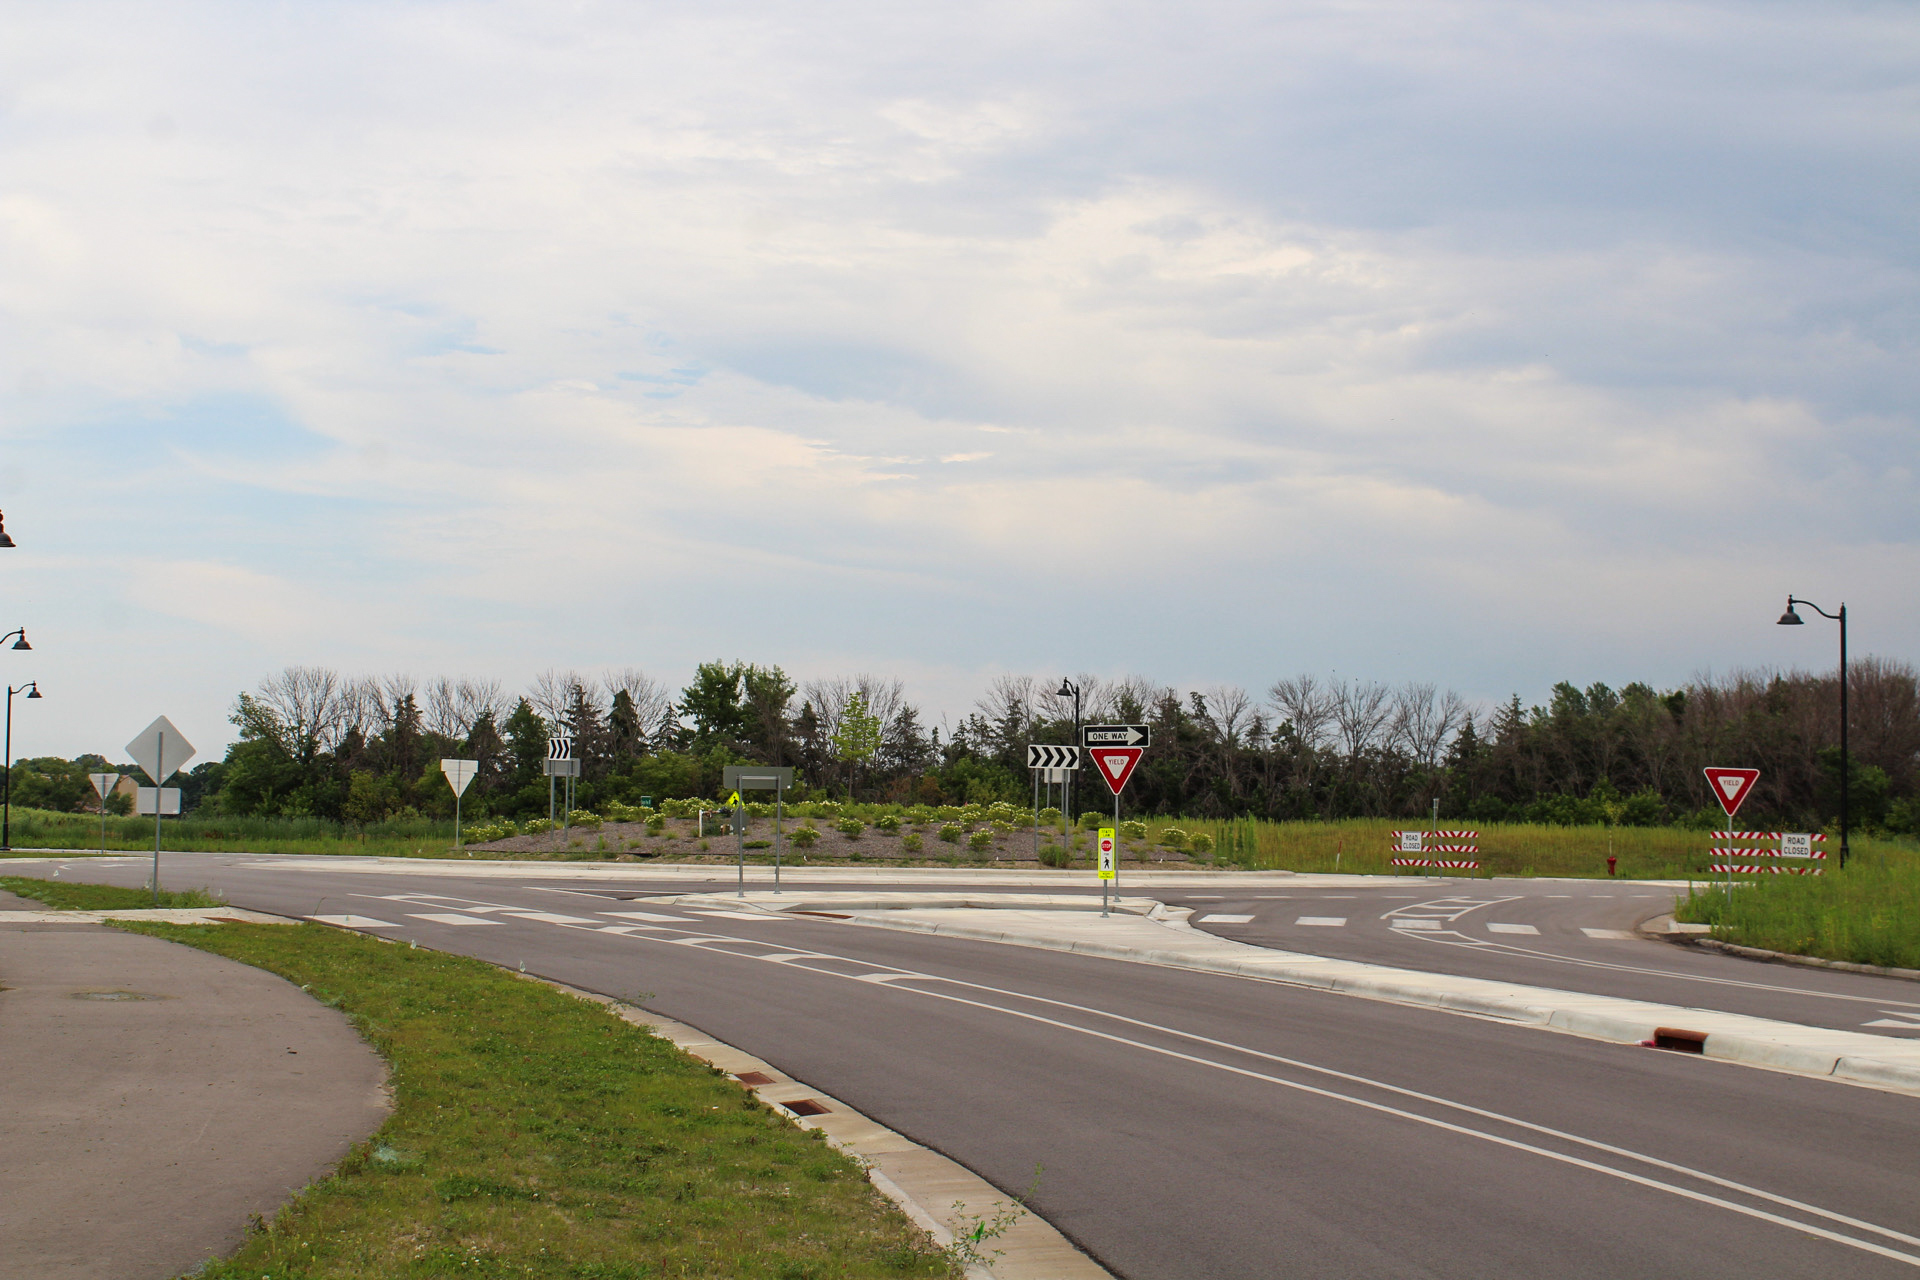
[
  {"left": 1097, "top": 828, "right": 1117, "bottom": 880},
  {"left": 727, "top": 791, "right": 742, "bottom": 807}
]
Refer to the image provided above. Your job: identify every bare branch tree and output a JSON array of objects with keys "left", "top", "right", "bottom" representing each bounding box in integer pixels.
[
  {"left": 1204, "top": 685, "right": 1254, "bottom": 747},
  {"left": 1269, "top": 675, "right": 1336, "bottom": 750},
  {"left": 1331, "top": 679, "right": 1394, "bottom": 758},
  {"left": 602, "top": 668, "right": 673, "bottom": 741},
  {"left": 1390, "top": 682, "right": 1470, "bottom": 768},
  {"left": 528, "top": 669, "right": 585, "bottom": 729},
  {"left": 252, "top": 666, "right": 350, "bottom": 763}
]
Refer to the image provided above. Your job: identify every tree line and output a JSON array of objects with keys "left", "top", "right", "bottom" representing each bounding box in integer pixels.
[{"left": 10, "top": 659, "right": 1917, "bottom": 834}]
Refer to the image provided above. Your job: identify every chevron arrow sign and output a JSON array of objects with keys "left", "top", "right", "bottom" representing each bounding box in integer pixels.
[{"left": 1027, "top": 744, "right": 1080, "bottom": 770}]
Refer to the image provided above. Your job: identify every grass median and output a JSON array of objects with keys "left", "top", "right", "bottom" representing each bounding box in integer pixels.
[
  {"left": 0, "top": 875, "right": 222, "bottom": 910},
  {"left": 1674, "top": 856, "right": 1920, "bottom": 969},
  {"left": 114, "top": 920, "right": 953, "bottom": 1280}
]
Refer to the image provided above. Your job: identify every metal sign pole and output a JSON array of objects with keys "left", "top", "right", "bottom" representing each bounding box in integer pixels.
[
  {"left": 1114, "top": 789, "right": 1121, "bottom": 897},
  {"left": 736, "top": 797, "right": 746, "bottom": 898},
  {"left": 151, "top": 732, "right": 164, "bottom": 906},
  {"left": 774, "top": 781, "right": 783, "bottom": 892},
  {"left": 1033, "top": 768, "right": 1040, "bottom": 862}
]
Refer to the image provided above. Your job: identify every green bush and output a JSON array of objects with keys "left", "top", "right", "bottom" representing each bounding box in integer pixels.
[
  {"left": 790, "top": 825, "right": 820, "bottom": 849},
  {"left": 874, "top": 814, "right": 900, "bottom": 833},
  {"left": 1158, "top": 827, "right": 1188, "bottom": 849},
  {"left": 901, "top": 832, "right": 924, "bottom": 853},
  {"left": 836, "top": 817, "right": 865, "bottom": 839},
  {"left": 1119, "top": 820, "right": 1147, "bottom": 841},
  {"left": 1038, "top": 807, "right": 1062, "bottom": 826},
  {"left": 1038, "top": 844, "right": 1070, "bottom": 868},
  {"left": 968, "top": 829, "right": 993, "bottom": 851},
  {"left": 567, "top": 809, "right": 602, "bottom": 829},
  {"left": 937, "top": 824, "right": 963, "bottom": 844},
  {"left": 934, "top": 806, "right": 964, "bottom": 823},
  {"left": 463, "top": 821, "right": 515, "bottom": 843},
  {"left": 1078, "top": 812, "right": 1103, "bottom": 830},
  {"left": 1188, "top": 833, "right": 1215, "bottom": 855},
  {"left": 523, "top": 817, "right": 557, "bottom": 834},
  {"left": 644, "top": 813, "right": 666, "bottom": 833}
]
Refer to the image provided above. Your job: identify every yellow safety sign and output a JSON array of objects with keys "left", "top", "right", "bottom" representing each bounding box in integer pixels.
[
  {"left": 727, "top": 791, "right": 742, "bottom": 807},
  {"left": 1097, "top": 828, "right": 1117, "bottom": 880}
]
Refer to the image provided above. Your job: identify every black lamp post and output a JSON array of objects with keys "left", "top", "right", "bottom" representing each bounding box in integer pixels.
[
  {"left": 4, "top": 680, "right": 42, "bottom": 851},
  {"left": 1, "top": 628, "right": 29, "bottom": 651},
  {"left": 1056, "top": 678, "right": 1081, "bottom": 825},
  {"left": 1778, "top": 596, "right": 1847, "bottom": 869},
  {"left": 0, "top": 510, "right": 14, "bottom": 549}
]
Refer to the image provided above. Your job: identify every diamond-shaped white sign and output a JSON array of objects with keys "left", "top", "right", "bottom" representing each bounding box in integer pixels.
[{"left": 126, "top": 716, "right": 196, "bottom": 785}]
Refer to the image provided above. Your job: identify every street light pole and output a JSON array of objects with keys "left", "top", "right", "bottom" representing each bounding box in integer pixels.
[
  {"left": 1778, "top": 596, "right": 1848, "bottom": 869},
  {"left": 4, "top": 681, "right": 42, "bottom": 851},
  {"left": 1056, "top": 678, "right": 1081, "bottom": 829}
]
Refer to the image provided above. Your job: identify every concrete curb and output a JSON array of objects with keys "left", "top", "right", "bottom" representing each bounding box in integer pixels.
[
  {"left": 712, "top": 897, "right": 1920, "bottom": 1097},
  {"left": 537, "top": 981, "right": 1112, "bottom": 1280},
  {"left": 1672, "top": 935, "right": 1920, "bottom": 983}
]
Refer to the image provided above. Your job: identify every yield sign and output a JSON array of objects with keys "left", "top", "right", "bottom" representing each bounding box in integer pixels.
[
  {"left": 1092, "top": 747, "right": 1144, "bottom": 794},
  {"left": 1703, "top": 767, "right": 1761, "bottom": 817},
  {"left": 440, "top": 759, "right": 479, "bottom": 798}
]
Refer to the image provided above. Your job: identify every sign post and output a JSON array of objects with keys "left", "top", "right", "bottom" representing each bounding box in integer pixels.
[
  {"left": 89, "top": 772, "right": 120, "bottom": 855},
  {"left": 125, "top": 716, "right": 195, "bottom": 906},
  {"left": 1027, "top": 745, "right": 1078, "bottom": 863},
  {"left": 440, "top": 759, "right": 479, "bottom": 851},
  {"left": 1097, "top": 828, "right": 1117, "bottom": 916},
  {"left": 725, "top": 766, "right": 795, "bottom": 893},
  {"left": 546, "top": 738, "right": 576, "bottom": 836},
  {"left": 1087, "top": 738, "right": 1146, "bottom": 903}
]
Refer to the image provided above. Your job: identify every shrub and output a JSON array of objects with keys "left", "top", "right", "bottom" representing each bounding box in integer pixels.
[
  {"left": 1158, "top": 827, "right": 1188, "bottom": 849},
  {"left": 968, "top": 829, "right": 993, "bottom": 851},
  {"left": 934, "top": 806, "right": 964, "bottom": 823},
  {"left": 901, "top": 832, "right": 924, "bottom": 853},
  {"left": 523, "top": 817, "right": 557, "bottom": 834},
  {"left": 463, "top": 821, "right": 514, "bottom": 843},
  {"left": 1078, "top": 812, "right": 1103, "bottom": 830},
  {"left": 1119, "top": 820, "right": 1147, "bottom": 841},
  {"left": 1038, "top": 807, "right": 1062, "bottom": 826},
  {"left": 567, "top": 809, "right": 602, "bottom": 829},
  {"left": 1038, "top": 844, "right": 1070, "bottom": 868},
  {"left": 644, "top": 813, "right": 666, "bottom": 833},
  {"left": 874, "top": 814, "right": 900, "bottom": 833},
  {"left": 836, "top": 817, "right": 865, "bottom": 839},
  {"left": 937, "top": 824, "right": 963, "bottom": 844},
  {"left": 1188, "top": 833, "right": 1215, "bottom": 855},
  {"left": 789, "top": 825, "right": 820, "bottom": 848}
]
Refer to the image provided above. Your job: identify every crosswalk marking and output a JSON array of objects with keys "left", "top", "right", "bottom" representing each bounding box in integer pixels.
[
  {"left": 406, "top": 912, "right": 503, "bottom": 926},
  {"left": 1391, "top": 919, "right": 1443, "bottom": 930},
  {"left": 1295, "top": 916, "right": 1347, "bottom": 927},
  {"left": 1199, "top": 914, "right": 1254, "bottom": 924},
  {"left": 601, "top": 910, "right": 692, "bottom": 923},
  {"left": 308, "top": 914, "right": 397, "bottom": 928},
  {"left": 1487, "top": 923, "right": 1540, "bottom": 935},
  {"left": 1581, "top": 928, "right": 1637, "bottom": 940}
]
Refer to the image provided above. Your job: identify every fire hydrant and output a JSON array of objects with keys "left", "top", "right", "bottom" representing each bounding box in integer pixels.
[{"left": 1607, "top": 856, "right": 1618, "bottom": 877}]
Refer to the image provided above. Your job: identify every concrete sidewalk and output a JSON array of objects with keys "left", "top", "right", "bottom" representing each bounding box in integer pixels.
[
  {"left": 675, "top": 891, "right": 1920, "bottom": 1097},
  {"left": 0, "top": 905, "right": 390, "bottom": 1279}
]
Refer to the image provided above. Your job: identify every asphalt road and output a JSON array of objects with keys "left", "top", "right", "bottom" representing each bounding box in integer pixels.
[{"left": 12, "top": 853, "right": 1920, "bottom": 1279}]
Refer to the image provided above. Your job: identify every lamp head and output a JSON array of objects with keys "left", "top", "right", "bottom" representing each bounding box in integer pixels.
[
  {"left": 24, "top": 683, "right": 40, "bottom": 699},
  {"left": 1056, "top": 678, "right": 1075, "bottom": 698},
  {"left": 1777, "top": 600, "right": 1804, "bottom": 626},
  {"left": 0, "top": 511, "right": 12, "bottom": 549},
  {"left": 10, "top": 631, "right": 27, "bottom": 650}
]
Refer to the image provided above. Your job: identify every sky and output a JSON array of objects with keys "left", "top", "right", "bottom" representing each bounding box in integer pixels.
[{"left": 2, "top": 0, "right": 1916, "bottom": 761}]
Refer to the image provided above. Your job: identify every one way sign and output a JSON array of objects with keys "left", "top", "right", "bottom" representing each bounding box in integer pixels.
[{"left": 1082, "top": 724, "right": 1151, "bottom": 748}]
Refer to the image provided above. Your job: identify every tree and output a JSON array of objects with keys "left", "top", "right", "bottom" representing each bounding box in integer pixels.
[{"left": 832, "top": 693, "right": 884, "bottom": 797}]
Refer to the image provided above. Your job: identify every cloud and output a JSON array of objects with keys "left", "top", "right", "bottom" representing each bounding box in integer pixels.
[{"left": 0, "top": 0, "right": 1914, "bottom": 755}]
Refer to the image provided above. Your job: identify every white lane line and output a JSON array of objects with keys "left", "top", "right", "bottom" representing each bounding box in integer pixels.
[
  {"left": 1582, "top": 928, "right": 1637, "bottom": 940},
  {"left": 580, "top": 923, "right": 1920, "bottom": 1266},
  {"left": 406, "top": 912, "right": 504, "bottom": 926},
  {"left": 1295, "top": 917, "right": 1347, "bottom": 927},
  {"left": 601, "top": 910, "right": 692, "bottom": 923},
  {"left": 1392, "top": 919, "right": 1443, "bottom": 931},
  {"left": 1488, "top": 923, "right": 1540, "bottom": 936},
  {"left": 1199, "top": 914, "right": 1255, "bottom": 924},
  {"left": 1863, "top": 1013, "right": 1920, "bottom": 1030},
  {"left": 1187, "top": 895, "right": 1225, "bottom": 900},
  {"left": 1547, "top": 894, "right": 1572, "bottom": 899},
  {"left": 308, "top": 914, "right": 397, "bottom": 928}
]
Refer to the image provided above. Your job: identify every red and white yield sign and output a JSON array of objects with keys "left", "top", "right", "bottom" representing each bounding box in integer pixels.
[
  {"left": 1092, "top": 747, "right": 1144, "bottom": 794},
  {"left": 1703, "top": 767, "right": 1761, "bottom": 817}
]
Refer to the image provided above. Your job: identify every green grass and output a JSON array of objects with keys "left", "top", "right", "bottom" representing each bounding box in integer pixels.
[
  {"left": 113, "top": 921, "right": 953, "bottom": 1280},
  {"left": 1673, "top": 850, "right": 1920, "bottom": 969},
  {"left": 0, "top": 875, "right": 223, "bottom": 911},
  {"left": 3, "top": 807, "right": 470, "bottom": 859}
]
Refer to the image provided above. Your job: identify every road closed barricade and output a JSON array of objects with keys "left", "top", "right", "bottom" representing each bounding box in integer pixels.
[
  {"left": 1708, "top": 831, "right": 1825, "bottom": 876},
  {"left": 1389, "top": 830, "right": 1479, "bottom": 871}
]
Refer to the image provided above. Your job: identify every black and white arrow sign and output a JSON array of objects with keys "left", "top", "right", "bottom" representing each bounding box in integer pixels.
[
  {"left": 547, "top": 737, "right": 574, "bottom": 761},
  {"left": 1081, "top": 724, "right": 1150, "bottom": 748},
  {"left": 1027, "top": 744, "right": 1080, "bottom": 770}
]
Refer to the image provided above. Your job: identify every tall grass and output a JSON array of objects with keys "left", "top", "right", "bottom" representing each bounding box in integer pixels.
[
  {"left": 1674, "top": 845, "right": 1920, "bottom": 968},
  {"left": 4, "top": 806, "right": 459, "bottom": 858}
]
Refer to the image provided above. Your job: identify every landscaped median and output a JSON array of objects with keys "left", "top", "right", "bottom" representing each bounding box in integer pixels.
[{"left": 104, "top": 920, "right": 954, "bottom": 1280}]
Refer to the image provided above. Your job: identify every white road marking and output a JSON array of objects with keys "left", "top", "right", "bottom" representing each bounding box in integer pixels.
[
  {"left": 1187, "top": 895, "right": 1225, "bottom": 900},
  {"left": 1488, "top": 923, "right": 1540, "bottom": 935},
  {"left": 499, "top": 911, "right": 599, "bottom": 925},
  {"left": 688, "top": 910, "right": 786, "bottom": 921},
  {"left": 1864, "top": 1013, "right": 1920, "bottom": 1030},
  {"left": 581, "top": 921, "right": 1920, "bottom": 1267},
  {"left": 406, "top": 913, "right": 503, "bottom": 926},
  {"left": 308, "top": 914, "right": 397, "bottom": 927},
  {"left": 1199, "top": 914, "right": 1255, "bottom": 924},
  {"left": 1295, "top": 916, "right": 1347, "bottom": 926},
  {"left": 1583, "top": 928, "right": 1637, "bottom": 940},
  {"left": 601, "top": 910, "right": 691, "bottom": 923},
  {"left": 1547, "top": 894, "right": 1572, "bottom": 899},
  {"left": 1392, "top": 919, "right": 1443, "bottom": 930}
]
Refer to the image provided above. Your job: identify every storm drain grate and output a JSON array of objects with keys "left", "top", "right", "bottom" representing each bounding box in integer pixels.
[
  {"left": 734, "top": 1071, "right": 775, "bottom": 1086},
  {"left": 1651, "top": 1027, "right": 1707, "bottom": 1053},
  {"left": 782, "top": 1099, "right": 831, "bottom": 1117}
]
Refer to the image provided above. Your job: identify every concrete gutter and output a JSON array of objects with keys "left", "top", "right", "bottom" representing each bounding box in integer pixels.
[
  {"left": 683, "top": 892, "right": 1920, "bottom": 1098},
  {"left": 541, "top": 981, "right": 1112, "bottom": 1280},
  {"left": 0, "top": 907, "right": 295, "bottom": 925}
]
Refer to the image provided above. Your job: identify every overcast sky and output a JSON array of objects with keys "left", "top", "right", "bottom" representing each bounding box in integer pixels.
[{"left": 3, "top": 0, "right": 1915, "bottom": 760}]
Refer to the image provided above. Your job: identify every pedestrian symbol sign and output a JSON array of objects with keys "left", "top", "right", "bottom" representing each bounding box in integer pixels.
[
  {"left": 1098, "top": 828, "right": 1116, "bottom": 880},
  {"left": 727, "top": 791, "right": 742, "bottom": 807}
]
